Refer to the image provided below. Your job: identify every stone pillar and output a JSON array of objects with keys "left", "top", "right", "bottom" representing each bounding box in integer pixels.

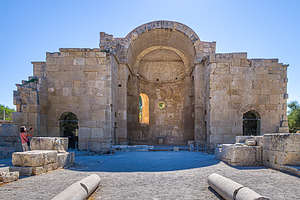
[
  {"left": 194, "top": 63, "right": 206, "bottom": 144},
  {"left": 279, "top": 65, "right": 289, "bottom": 133},
  {"left": 183, "top": 74, "right": 194, "bottom": 142},
  {"left": 116, "top": 64, "right": 128, "bottom": 144}
]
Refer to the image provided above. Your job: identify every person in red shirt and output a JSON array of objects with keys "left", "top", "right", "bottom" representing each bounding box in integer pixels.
[{"left": 20, "top": 126, "right": 33, "bottom": 151}]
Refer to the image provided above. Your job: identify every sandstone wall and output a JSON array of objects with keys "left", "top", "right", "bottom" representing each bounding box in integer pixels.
[
  {"left": 193, "top": 62, "right": 209, "bottom": 144},
  {"left": 0, "top": 123, "right": 22, "bottom": 159},
  {"left": 216, "top": 134, "right": 300, "bottom": 176},
  {"left": 11, "top": 20, "right": 288, "bottom": 149},
  {"left": 41, "top": 49, "right": 114, "bottom": 152},
  {"left": 115, "top": 63, "right": 128, "bottom": 144},
  {"left": 208, "top": 53, "right": 288, "bottom": 145},
  {"left": 263, "top": 133, "right": 300, "bottom": 168},
  {"left": 110, "top": 54, "right": 118, "bottom": 145},
  {"left": 13, "top": 71, "right": 45, "bottom": 136}
]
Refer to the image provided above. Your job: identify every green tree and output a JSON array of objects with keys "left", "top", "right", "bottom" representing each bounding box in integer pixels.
[
  {"left": 288, "top": 101, "right": 300, "bottom": 133},
  {"left": 0, "top": 104, "right": 15, "bottom": 121}
]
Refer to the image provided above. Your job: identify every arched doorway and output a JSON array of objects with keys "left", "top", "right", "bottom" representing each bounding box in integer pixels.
[
  {"left": 59, "top": 112, "right": 79, "bottom": 149},
  {"left": 243, "top": 111, "right": 261, "bottom": 136}
]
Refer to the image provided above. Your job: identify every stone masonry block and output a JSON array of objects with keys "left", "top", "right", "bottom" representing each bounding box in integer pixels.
[
  {"left": 12, "top": 150, "right": 57, "bottom": 167},
  {"left": 30, "top": 137, "right": 68, "bottom": 152},
  {"left": 0, "top": 171, "right": 19, "bottom": 183},
  {"left": 9, "top": 166, "right": 33, "bottom": 176},
  {"left": 0, "top": 167, "right": 9, "bottom": 173},
  {"left": 263, "top": 133, "right": 300, "bottom": 152},
  {"left": 44, "top": 162, "right": 58, "bottom": 172},
  {"left": 0, "top": 124, "right": 19, "bottom": 137},
  {"left": 216, "top": 144, "right": 262, "bottom": 166},
  {"left": 57, "top": 152, "right": 75, "bottom": 168},
  {"left": 235, "top": 136, "right": 254, "bottom": 143},
  {"left": 245, "top": 139, "right": 256, "bottom": 146},
  {"left": 231, "top": 146, "right": 262, "bottom": 166},
  {"left": 254, "top": 136, "right": 264, "bottom": 147},
  {"left": 32, "top": 166, "right": 45, "bottom": 175}
]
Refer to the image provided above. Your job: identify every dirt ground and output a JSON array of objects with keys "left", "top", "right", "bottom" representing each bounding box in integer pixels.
[{"left": 0, "top": 151, "right": 299, "bottom": 200}]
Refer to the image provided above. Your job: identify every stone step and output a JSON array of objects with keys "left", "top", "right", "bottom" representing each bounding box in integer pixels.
[{"left": 12, "top": 150, "right": 58, "bottom": 167}]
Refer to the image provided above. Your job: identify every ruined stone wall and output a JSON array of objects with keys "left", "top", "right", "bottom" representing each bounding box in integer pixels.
[
  {"left": 116, "top": 63, "right": 129, "bottom": 144},
  {"left": 263, "top": 133, "right": 300, "bottom": 168},
  {"left": 13, "top": 62, "right": 47, "bottom": 136},
  {"left": 44, "top": 49, "right": 113, "bottom": 152},
  {"left": 0, "top": 123, "right": 22, "bottom": 159},
  {"left": 11, "top": 20, "right": 289, "bottom": 150},
  {"left": 216, "top": 134, "right": 300, "bottom": 176},
  {"left": 208, "top": 53, "right": 288, "bottom": 145},
  {"left": 32, "top": 62, "right": 48, "bottom": 136}
]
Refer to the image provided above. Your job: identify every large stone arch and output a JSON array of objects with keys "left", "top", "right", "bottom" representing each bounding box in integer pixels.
[
  {"left": 125, "top": 21, "right": 200, "bottom": 145},
  {"left": 123, "top": 21, "right": 202, "bottom": 68},
  {"left": 125, "top": 20, "right": 200, "bottom": 44}
]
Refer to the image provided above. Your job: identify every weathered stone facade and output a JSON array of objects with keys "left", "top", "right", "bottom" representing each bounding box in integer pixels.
[{"left": 12, "top": 20, "right": 288, "bottom": 151}]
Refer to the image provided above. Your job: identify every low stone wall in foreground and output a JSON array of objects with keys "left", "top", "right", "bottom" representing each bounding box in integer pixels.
[
  {"left": 216, "top": 133, "right": 300, "bottom": 176},
  {"left": 9, "top": 137, "right": 74, "bottom": 177}
]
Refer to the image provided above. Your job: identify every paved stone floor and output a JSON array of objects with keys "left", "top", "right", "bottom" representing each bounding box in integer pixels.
[{"left": 0, "top": 151, "right": 300, "bottom": 200}]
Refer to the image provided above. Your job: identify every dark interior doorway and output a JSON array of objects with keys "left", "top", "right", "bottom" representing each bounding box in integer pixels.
[
  {"left": 243, "top": 111, "right": 261, "bottom": 136},
  {"left": 59, "top": 112, "right": 79, "bottom": 149}
]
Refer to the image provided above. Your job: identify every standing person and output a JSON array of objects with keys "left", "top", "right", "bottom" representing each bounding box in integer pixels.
[{"left": 20, "top": 126, "right": 33, "bottom": 151}]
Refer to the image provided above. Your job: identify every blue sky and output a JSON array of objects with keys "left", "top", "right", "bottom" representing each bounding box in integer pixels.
[{"left": 0, "top": 0, "right": 299, "bottom": 108}]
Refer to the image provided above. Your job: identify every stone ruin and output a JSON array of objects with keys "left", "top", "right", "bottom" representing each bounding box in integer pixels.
[
  {"left": 0, "top": 122, "right": 22, "bottom": 159},
  {"left": 0, "top": 137, "right": 74, "bottom": 184},
  {"left": 0, "top": 19, "right": 298, "bottom": 177},
  {"left": 216, "top": 133, "right": 300, "bottom": 176},
  {"left": 0, "top": 20, "right": 288, "bottom": 154}
]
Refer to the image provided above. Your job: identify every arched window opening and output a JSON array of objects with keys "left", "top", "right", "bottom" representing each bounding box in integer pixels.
[
  {"left": 243, "top": 111, "right": 261, "bottom": 136},
  {"left": 59, "top": 112, "right": 79, "bottom": 149},
  {"left": 139, "top": 93, "right": 149, "bottom": 124}
]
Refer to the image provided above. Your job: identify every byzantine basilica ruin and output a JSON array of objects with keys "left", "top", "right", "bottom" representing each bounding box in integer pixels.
[
  {"left": 10, "top": 20, "right": 290, "bottom": 152},
  {"left": 0, "top": 20, "right": 300, "bottom": 200}
]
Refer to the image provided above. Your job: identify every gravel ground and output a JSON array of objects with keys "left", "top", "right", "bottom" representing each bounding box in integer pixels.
[{"left": 0, "top": 151, "right": 299, "bottom": 200}]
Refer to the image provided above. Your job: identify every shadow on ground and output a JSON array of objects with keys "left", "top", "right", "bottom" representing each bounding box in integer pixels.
[
  {"left": 0, "top": 158, "right": 11, "bottom": 168},
  {"left": 68, "top": 151, "right": 220, "bottom": 172},
  {"left": 208, "top": 186, "right": 225, "bottom": 200},
  {"left": 222, "top": 162, "right": 266, "bottom": 170}
]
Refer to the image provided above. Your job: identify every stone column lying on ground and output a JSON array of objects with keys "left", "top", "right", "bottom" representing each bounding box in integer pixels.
[
  {"left": 235, "top": 187, "right": 269, "bottom": 200},
  {"left": 208, "top": 173, "right": 243, "bottom": 200},
  {"left": 51, "top": 174, "right": 101, "bottom": 200},
  {"left": 207, "top": 173, "right": 269, "bottom": 200},
  {"left": 79, "top": 174, "right": 101, "bottom": 196}
]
